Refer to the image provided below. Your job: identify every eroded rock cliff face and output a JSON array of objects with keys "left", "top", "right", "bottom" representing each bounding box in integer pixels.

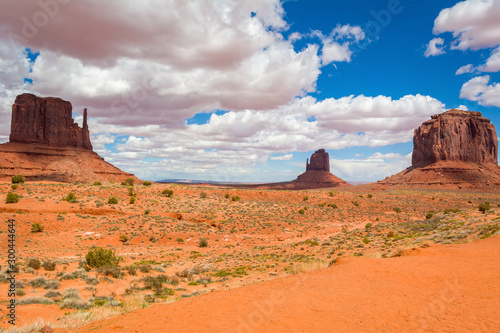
[
  {"left": 378, "top": 110, "right": 500, "bottom": 190},
  {"left": 0, "top": 94, "right": 137, "bottom": 183},
  {"left": 306, "top": 149, "right": 330, "bottom": 171},
  {"left": 412, "top": 110, "right": 498, "bottom": 168},
  {"left": 10, "top": 93, "right": 92, "bottom": 150}
]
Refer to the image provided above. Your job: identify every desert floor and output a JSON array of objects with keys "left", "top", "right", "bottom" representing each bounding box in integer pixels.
[{"left": 0, "top": 180, "right": 499, "bottom": 332}]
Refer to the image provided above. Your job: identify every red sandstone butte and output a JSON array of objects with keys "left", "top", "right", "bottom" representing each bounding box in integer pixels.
[
  {"left": 292, "top": 149, "right": 350, "bottom": 188},
  {"left": 379, "top": 109, "right": 500, "bottom": 190},
  {"left": 0, "top": 94, "right": 137, "bottom": 183}
]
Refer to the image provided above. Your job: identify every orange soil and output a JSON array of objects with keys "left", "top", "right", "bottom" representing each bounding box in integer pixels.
[{"left": 69, "top": 236, "right": 500, "bottom": 333}]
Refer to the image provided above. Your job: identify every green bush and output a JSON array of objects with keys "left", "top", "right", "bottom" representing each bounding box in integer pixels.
[
  {"left": 129, "top": 196, "right": 136, "bottom": 204},
  {"left": 31, "top": 223, "right": 44, "bottom": 233},
  {"left": 365, "top": 223, "right": 372, "bottom": 229},
  {"left": 200, "top": 191, "right": 208, "bottom": 198},
  {"left": 303, "top": 195, "right": 309, "bottom": 201},
  {"left": 122, "top": 178, "right": 135, "bottom": 186},
  {"left": 63, "top": 192, "right": 77, "bottom": 203},
  {"left": 176, "top": 237, "right": 184, "bottom": 243},
  {"left": 97, "top": 265, "right": 122, "bottom": 278},
  {"left": 84, "top": 247, "right": 119, "bottom": 270},
  {"left": 119, "top": 235, "right": 129, "bottom": 243},
  {"left": 231, "top": 195, "right": 240, "bottom": 202},
  {"left": 393, "top": 207, "right": 402, "bottom": 213},
  {"left": 5, "top": 192, "right": 19, "bottom": 204},
  {"left": 298, "top": 209, "right": 305, "bottom": 215},
  {"left": 352, "top": 201, "right": 360, "bottom": 207},
  {"left": 367, "top": 194, "right": 373, "bottom": 198},
  {"left": 144, "top": 210, "right": 150, "bottom": 215},
  {"left": 224, "top": 194, "right": 230, "bottom": 199},
  {"left": 162, "top": 189, "right": 174, "bottom": 197},
  {"left": 478, "top": 202, "right": 491, "bottom": 214},
  {"left": 198, "top": 237, "right": 208, "bottom": 248},
  {"left": 93, "top": 181, "right": 102, "bottom": 186},
  {"left": 327, "top": 203, "right": 338, "bottom": 209},
  {"left": 143, "top": 181, "right": 152, "bottom": 186},
  {"left": 108, "top": 197, "right": 118, "bottom": 204},
  {"left": 425, "top": 212, "right": 434, "bottom": 219},
  {"left": 11, "top": 184, "right": 18, "bottom": 190},
  {"left": 12, "top": 175, "right": 25, "bottom": 184}
]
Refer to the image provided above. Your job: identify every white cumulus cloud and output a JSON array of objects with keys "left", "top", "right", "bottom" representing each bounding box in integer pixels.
[
  {"left": 424, "top": 37, "right": 446, "bottom": 57},
  {"left": 460, "top": 75, "right": 500, "bottom": 106}
]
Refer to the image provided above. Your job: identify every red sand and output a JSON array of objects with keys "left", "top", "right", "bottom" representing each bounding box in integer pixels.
[{"left": 68, "top": 235, "right": 500, "bottom": 333}]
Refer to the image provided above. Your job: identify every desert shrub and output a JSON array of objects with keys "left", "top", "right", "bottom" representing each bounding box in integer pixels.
[
  {"left": 224, "top": 193, "right": 230, "bottom": 199},
  {"left": 126, "top": 266, "right": 137, "bottom": 276},
  {"left": 119, "top": 235, "right": 129, "bottom": 243},
  {"left": 61, "top": 298, "right": 91, "bottom": 310},
  {"left": 149, "top": 236, "right": 158, "bottom": 243},
  {"left": 138, "top": 265, "right": 151, "bottom": 273},
  {"left": 362, "top": 236, "right": 370, "bottom": 244},
  {"left": 43, "top": 280, "right": 60, "bottom": 290},
  {"left": 108, "top": 197, "right": 118, "bottom": 204},
  {"left": 11, "top": 184, "right": 18, "bottom": 190},
  {"left": 142, "top": 275, "right": 166, "bottom": 295},
  {"left": 176, "top": 237, "right": 184, "bottom": 243},
  {"left": 298, "top": 209, "right": 305, "bottom": 215},
  {"left": 352, "top": 201, "right": 360, "bottom": 207},
  {"left": 231, "top": 195, "right": 240, "bottom": 202},
  {"left": 129, "top": 196, "right": 136, "bottom": 204},
  {"left": 63, "top": 192, "right": 77, "bottom": 203},
  {"left": 29, "top": 276, "right": 48, "bottom": 288},
  {"left": 5, "top": 192, "right": 19, "bottom": 204},
  {"left": 367, "top": 194, "right": 373, "bottom": 198},
  {"left": 327, "top": 203, "right": 338, "bottom": 209},
  {"left": 16, "top": 289, "right": 25, "bottom": 296},
  {"left": 387, "top": 231, "right": 395, "bottom": 238},
  {"left": 303, "top": 195, "right": 309, "bottom": 201},
  {"left": 27, "top": 258, "right": 41, "bottom": 270},
  {"left": 122, "top": 178, "right": 135, "bottom": 186},
  {"left": 393, "top": 207, "right": 402, "bottom": 213},
  {"left": 143, "top": 181, "right": 152, "bottom": 186},
  {"left": 17, "top": 296, "right": 54, "bottom": 305},
  {"left": 44, "top": 291, "right": 62, "bottom": 299},
  {"left": 162, "top": 189, "right": 174, "bottom": 197},
  {"left": 93, "top": 181, "right": 102, "bottom": 186},
  {"left": 144, "top": 210, "right": 150, "bottom": 215},
  {"left": 200, "top": 191, "right": 208, "bottom": 198},
  {"left": 42, "top": 260, "right": 56, "bottom": 271},
  {"left": 85, "top": 276, "right": 99, "bottom": 285},
  {"left": 478, "top": 202, "right": 491, "bottom": 214},
  {"left": 31, "top": 223, "right": 44, "bottom": 233},
  {"left": 61, "top": 272, "right": 76, "bottom": 280},
  {"left": 97, "top": 265, "right": 122, "bottom": 278},
  {"left": 444, "top": 208, "right": 460, "bottom": 214},
  {"left": 365, "top": 223, "right": 372, "bottom": 229},
  {"left": 84, "top": 247, "right": 119, "bottom": 270},
  {"left": 127, "top": 187, "right": 136, "bottom": 196},
  {"left": 425, "top": 212, "right": 435, "bottom": 219},
  {"left": 198, "top": 237, "right": 208, "bottom": 248},
  {"left": 11, "top": 175, "right": 25, "bottom": 184}
]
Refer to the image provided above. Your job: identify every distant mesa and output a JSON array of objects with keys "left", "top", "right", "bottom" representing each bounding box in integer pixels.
[
  {"left": 292, "top": 149, "right": 350, "bottom": 188},
  {"left": 0, "top": 93, "right": 137, "bottom": 183},
  {"left": 379, "top": 109, "right": 500, "bottom": 190}
]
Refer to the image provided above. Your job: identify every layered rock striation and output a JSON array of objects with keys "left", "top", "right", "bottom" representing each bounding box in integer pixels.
[
  {"left": 379, "top": 110, "right": 500, "bottom": 190},
  {"left": 0, "top": 94, "right": 136, "bottom": 183},
  {"left": 10, "top": 93, "right": 93, "bottom": 150},
  {"left": 412, "top": 110, "right": 497, "bottom": 168}
]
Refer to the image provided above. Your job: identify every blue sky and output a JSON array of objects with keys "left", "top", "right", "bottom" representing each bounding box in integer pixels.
[{"left": 1, "top": 0, "right": 499, "bottom": 182}]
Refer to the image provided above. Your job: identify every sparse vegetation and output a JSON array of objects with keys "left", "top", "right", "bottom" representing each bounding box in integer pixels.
[
  {"left": 162, "top": 189, "right": 174, "bottom": 197},
  {"left": 143, "top": 181, "right": 152, "bottom": 186},
  {"left": 5, "top": 192, "right": 19, "bottom": 204},
  {"left": 63, "top": 192, "right": 77, "bottom": 203},
  {"left": 478, "top": 202, "right": 491, "bottom": 214},
  {"left": 198, "top": 237, "right": 208, "bottom": 247},
  {"left": 12, "top": 175, "right": 25, "bottom": 184},
  {"left": 31, "top": 222, "right": 44, "bottom": 233},
  {"left": 108, "top": 197, "right": 119, "bottom": 204},
  {"left": 84, "top": 247, "right": 120, "bottom": 270}
]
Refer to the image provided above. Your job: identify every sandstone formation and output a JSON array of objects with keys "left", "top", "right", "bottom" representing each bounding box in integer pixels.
[
  {"left": 0, "top": 94, "right": 137, "bottom": 183},
  {"left": 379, "top": 110, "right": 500, "bottom": 190},
  {"left": 292, "top": 149, "right": 350, "bottom": 188},
  {"left": 412, "top": 110, "right": 497, "bottom": 168},
  {"left": 10, "top": 93, "right": 93, "bottom": 150}
]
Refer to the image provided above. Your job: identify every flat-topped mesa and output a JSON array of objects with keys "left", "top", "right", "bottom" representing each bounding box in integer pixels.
[
  {"left": 412, "top": 109, "right": 498, "bottom": 168},
  {"left": 9, "top": 93, "right": 93, "bottom": 150},
  {"left": 306, "top": 149, "right": 330, "bottom": 171}
]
